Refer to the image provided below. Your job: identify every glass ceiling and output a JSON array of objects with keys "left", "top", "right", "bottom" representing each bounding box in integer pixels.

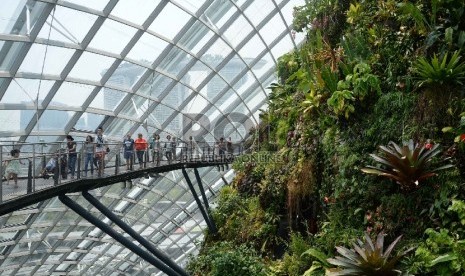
[{"left": 0, "top": 0, "right": 304, "bottom": 274}]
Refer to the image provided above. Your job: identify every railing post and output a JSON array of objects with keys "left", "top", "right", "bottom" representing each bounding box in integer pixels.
[
  {"left": 0, "top": 145, "right": 3, "bottom": 203},
  {"left": 27, "top": 160, "right": 32, "bottom": 194},
  {"left": 77, "top": 152, "right": 81, "bottom": 180},
  {"left": 115, "top": 153, "right": 119, "bottom": 175},
  {"left": 131, "top": 153, "right": 135, "bottom": 170},
  {"left": 180, "top": 146, "right": 184, "bottom": 162},
  {"left": 144, "top": 150, "right": 148, "bottom": 168},
  {"left": 32, "top": 144, "right": 36, "bottom": 191}
]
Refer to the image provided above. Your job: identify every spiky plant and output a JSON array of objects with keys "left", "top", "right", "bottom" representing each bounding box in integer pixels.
[
  {"left": 327, "top": 232, "right": 413, "bottom": 276},
  {"left": 361, "top": 140, "right": 453, "bottom": 191},
  {"left": 414, "top": 51, "right": 465, "bottom": 87}
]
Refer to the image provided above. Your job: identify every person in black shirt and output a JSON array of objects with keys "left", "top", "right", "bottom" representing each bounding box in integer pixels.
[
  {"left": 66, "top": 135, "right": 77, "bottom": 179},
  {"left": 123, "top": 134, "right": 135, "bottom": 171}
]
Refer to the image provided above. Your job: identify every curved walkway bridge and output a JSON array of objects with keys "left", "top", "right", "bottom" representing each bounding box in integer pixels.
[{"left": 0, "top": 141, "right": 242, "bottom": 276}]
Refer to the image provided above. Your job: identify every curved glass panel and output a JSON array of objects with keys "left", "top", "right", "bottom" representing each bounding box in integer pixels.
[
  {"left": 37, "top": 5, "right": 98, "bottom": 44},
  {"left": 0, "top": 0, "right": 305, "bottom": 274}
]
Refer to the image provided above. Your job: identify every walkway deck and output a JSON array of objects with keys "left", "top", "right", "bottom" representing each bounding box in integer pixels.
[{"left": 0, "top": 158, "right": 232, "bottom": 217}]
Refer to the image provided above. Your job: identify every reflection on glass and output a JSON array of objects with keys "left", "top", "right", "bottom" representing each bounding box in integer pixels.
[
  {"left": 126, "top": 33, "right": 168, "bottom": 66},
  {"left": 88, "top": 18, "right": 137, "bottom": 55},
  {"left": 37, "top": 5, "right": 97, "bottom": 44},
  {"left": 18, "top": 44, "right": 75, "bottom": 75},
  {"left": 149, "top": 2, "right": 191, "bottom": 40},
  {"left": 68, "top": 52, "right": 115, "bottom": 83},
  {"left": 33, "top": 110, "right": 76, "bottom": 131},
  {"left": 111, "top": 0, "right": 161, "bottom": 26},
  {"left": 64, "top": 0, "right": 109, "bottom": 12}
]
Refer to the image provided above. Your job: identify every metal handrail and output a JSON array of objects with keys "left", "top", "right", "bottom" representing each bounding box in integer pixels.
[{"left": 1, "top": 140, "right": 245, "bottom": 203}]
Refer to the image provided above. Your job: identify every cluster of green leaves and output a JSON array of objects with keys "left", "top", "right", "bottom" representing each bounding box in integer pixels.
[
  {"left": 186, "top": 241, "right": 268, "bottom": 276},
  {"left": 210, "top": 186, "right": 281, "bottom": 254},
  {"left": 269, "top": 233, "right": 315, "bottom": 276},
  {"left": 327, "top": 62, "right": 381, "bottom": 118},
  {"left": 443, "top": 112, "right": 465, "bottom": 144},
  {"left": 409, "top": 200, "right": 465, "bottom": 275}
]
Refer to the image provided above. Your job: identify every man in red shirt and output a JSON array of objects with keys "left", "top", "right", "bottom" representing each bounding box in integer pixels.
[{"left": 134, "top": 133, "right": 148, "bottom": 169}]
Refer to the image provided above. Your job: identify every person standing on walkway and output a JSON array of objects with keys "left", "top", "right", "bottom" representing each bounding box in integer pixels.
[
  {"left": 83, "top": 135, "right": 94, "bottom": 177},
  {"left": 123, "top": 133, "right": 135, "bottom": 171},
  {"left": 187, "top": 136, "right": 195, "bottom": 161},
  {"left": 148, "top": 133, "right": 156, "bottom": 163},
  {"left": 171, "top": 136, "right": 177, "bottom": 161},
  {"left": 165, "top": 135, "right": 173, "bottom": 164},
  {"left": 134, "top": 133, "right": 148, "bottom": 169},
  {"left": 227, "top": 137, "right": 233, "bottom": 159},
  {"left": 94, "top": 127, "right": 107, "bottom": 177},
  {"left": 66, "top": 135, "right": 77, "bottom": 179},
  {"left": 217, "top": 137, "right": 226, "bottom": 161},
  {"left": 152, "top": 134, "right": 161, "bottom": 166}
]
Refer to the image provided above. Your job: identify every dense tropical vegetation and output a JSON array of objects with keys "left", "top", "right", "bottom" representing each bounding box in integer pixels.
[{"left": 187, "top": 0, "right": 465, "bottom": 275}]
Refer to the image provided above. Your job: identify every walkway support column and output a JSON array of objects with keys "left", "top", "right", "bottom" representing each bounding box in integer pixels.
[
  {"left": 82, "top": 191, "right": 189, "bottom": 276},
  {"left": 58, "top": 195, "right": 181, "bottom": 276},
  {"left": 181, "top": 168, "right": 217, "bottom": 234},
  {"left": 193, "top": 168, "right": 217, "bottom": 233}
]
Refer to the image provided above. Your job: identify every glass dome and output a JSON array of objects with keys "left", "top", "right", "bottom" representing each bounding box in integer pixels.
[{"left": 0, "top": 0, "right": 304, "bottom": 274}]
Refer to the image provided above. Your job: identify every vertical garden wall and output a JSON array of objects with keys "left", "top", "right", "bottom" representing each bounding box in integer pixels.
[{"left": 187, "top": 1, "right": 465, "bottom": 275}]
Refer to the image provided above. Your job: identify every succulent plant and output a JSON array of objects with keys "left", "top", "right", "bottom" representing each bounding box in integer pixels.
[
  {"left": 327, "top": 232, "right": 413, "bottom": 276},
  {"left": 361, "top": 140, "right": 453, "bottom": 191}
]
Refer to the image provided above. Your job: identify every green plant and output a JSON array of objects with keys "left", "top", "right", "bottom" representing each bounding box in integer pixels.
[
  {"left": 442, "top": 112, "right": 465, "bottom": 144},
  {"left": 361, "top": 140, "right": 454, "bottom": 191},
  {"left": 327, "top": 232, "right": 413, "bottom": 276},
  {"left": 187, "top": 241, "right": 268, "bottom": 276},
  {"left": 327, "top": 62, "right": 381, "bottom": 118},
  {"left": 413, "top": 51, "right": 465, "bottom": 87},
  {"left": 411, "top": 227, "right": 465, "bottom": 275},
  {"left": 409, "top": 199, "right": 465, "bottom": 274},
  {"left": 301, "top": 248, "right": 331, "bottom": 275}
]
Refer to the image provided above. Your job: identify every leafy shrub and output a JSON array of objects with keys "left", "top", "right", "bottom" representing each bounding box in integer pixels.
[
  {"left": 408, "top": 199, "right": 465, "bottom": 274},
  {"left": 187, "top": 241, "right": 268, "bottom": 276},
  {"left": 327, "top": 62, "right": 381, "bottom": 119},
  {"left": 365, "top": 191, "right": 434, "bottom": 237},
  {"left": 232, "top": 151, "right": 274, "bottom": 196},
  {"left": 277, "top": 233, "right": 315, "bottom": 276}
]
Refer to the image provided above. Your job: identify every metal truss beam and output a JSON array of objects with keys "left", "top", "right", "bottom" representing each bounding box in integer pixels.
[
  {"left": 58, "top": 195, "right": 181, "bottom": 276},
  {"left": 81, "top": 190, "right": 189, "bottom": 276},
  {"left": 181, "top": 168, "right": 217, "bottom": 234}
]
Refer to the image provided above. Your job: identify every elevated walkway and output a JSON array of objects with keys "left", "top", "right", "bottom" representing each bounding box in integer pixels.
[
  {"left": 0, "top": 159, "right": 233, "bottom": 217},
  {"left": 0, "top": 142, "right": 239, "bottom": 276}
]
